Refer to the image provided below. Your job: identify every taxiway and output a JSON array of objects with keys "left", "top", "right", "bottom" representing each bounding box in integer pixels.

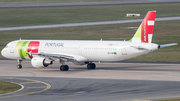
[{"left": 0, "top": 60, "right": 180, "bottom": 101}]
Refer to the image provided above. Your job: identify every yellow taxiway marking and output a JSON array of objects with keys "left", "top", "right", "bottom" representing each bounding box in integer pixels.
[
  {"left": 20, "top": 82, "right": 39, "bottom": 84},
  {"left": 27, "top": 86, "right": 47, "bottom": 89},
  {"left": 0, "top": 77, "right": 51, "bottom": 99}
]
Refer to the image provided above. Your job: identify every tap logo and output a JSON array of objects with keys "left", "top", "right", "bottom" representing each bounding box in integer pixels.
[{"left": 16, "top": 41, "right": 40, "bottom": 59}]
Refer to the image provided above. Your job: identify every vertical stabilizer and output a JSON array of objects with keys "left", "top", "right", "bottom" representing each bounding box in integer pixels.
[{"left": 129, "top": 11, "right": 156, "bottom": 43}]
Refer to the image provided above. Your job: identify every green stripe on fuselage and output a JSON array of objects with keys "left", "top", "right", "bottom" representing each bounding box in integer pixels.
[{"left": 16, "top": 41, "right": 30, "bottom": 60}]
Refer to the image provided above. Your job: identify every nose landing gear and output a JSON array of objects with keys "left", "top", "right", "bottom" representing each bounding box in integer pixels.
[{"left": 17, "top": 60, "right": 22, "bottom": 69}]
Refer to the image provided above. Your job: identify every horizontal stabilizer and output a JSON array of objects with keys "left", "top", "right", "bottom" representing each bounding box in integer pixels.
[{"left": 159, "top": 43, "right": 178, "bottom": 48}]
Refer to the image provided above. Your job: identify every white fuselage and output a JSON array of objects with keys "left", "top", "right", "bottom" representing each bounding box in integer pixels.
[{"left": 1, "top": 40, "right": 159, "bottom": 62}]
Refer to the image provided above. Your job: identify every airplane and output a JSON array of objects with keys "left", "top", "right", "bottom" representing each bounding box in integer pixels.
[{"left": 1, "top": 11, "right": 178, "bottom": 71}]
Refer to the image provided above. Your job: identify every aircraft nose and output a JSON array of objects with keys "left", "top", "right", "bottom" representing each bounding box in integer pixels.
[{"left": 1, "top": 48, "right": 6, "bottom": 58}]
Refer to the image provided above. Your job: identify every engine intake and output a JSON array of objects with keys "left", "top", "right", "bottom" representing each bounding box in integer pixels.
[{"left": 31, "top": 57, "right": 53, "bottom": 68}]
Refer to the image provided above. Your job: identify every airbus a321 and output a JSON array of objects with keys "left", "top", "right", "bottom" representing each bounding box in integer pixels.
[{"left": 1, "top": 11, "right": 178, "bottom": 71}]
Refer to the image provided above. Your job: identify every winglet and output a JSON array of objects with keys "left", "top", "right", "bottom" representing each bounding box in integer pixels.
[{"left": 129, "top": 11, "right": 156, "bottom": 43}]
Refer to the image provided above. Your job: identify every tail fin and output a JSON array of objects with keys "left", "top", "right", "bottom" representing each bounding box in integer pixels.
[{"left": 129, "top": 11, "right": 156, "bottom": 43}]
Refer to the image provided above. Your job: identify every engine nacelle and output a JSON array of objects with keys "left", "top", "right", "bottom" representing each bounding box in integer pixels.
[
  {"left": 31, "top": 57, "right": 53, "bottom": 68},
  {"left": 73, "top": 61, "right": 86, "bottom": 65}
]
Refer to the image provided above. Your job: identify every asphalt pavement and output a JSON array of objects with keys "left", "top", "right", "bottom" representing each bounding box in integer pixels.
[
  {"left": 1, "top": 60, "right": 180, "bottom": 101},
  {"left": 1, "top": 77, "right": 180, "bottom": 101}
]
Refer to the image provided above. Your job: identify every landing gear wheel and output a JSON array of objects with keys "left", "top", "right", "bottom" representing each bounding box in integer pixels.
[
  {"left": 17, "top": 64, "right": 22, "bottom": 69},
  {"left": 60, "top": 65, "right": 69, "bottom": 71},
  {"left": 17, "top": 60, "right": 23, "bottom": 69},
  {"left": 87, "top": 63, "right": 96, "bottom": 69}
]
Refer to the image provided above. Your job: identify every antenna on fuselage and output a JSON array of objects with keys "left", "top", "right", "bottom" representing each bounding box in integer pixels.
[
  {"left": 100, "top": 38, "right": 102, "bottom": 41},
  {"left": 19, "top": 38, "right": 21, "bottom": 40}
]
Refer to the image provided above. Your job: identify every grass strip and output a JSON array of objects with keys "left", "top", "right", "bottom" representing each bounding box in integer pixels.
[
  {"left": 0, "top": 3, "right": 180, "bottom": 27},
  {"left": 0, "top": 0, "right": 135, "bottom": 4},
  {"left": 0, "top": 81, "right": 21, "bottom": 94},
  {"left": 0, "top": 3, "right": 179, "bottom": 62},
  {"left": 0, "top": 20, "right": 179, "bottom": 62}
]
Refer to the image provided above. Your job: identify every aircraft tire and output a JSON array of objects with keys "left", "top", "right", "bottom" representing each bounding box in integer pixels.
[
  {"left": 17, "top": 64, "right": 22, "bottom": 69},
  {"left": 87, "top": 63, "right": 96, "bottom": 69},
  {"left": 60, "top": 65, "right": 69, "bottom": 71}
]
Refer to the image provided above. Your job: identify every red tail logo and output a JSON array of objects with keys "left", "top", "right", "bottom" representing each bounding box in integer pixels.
[
  {"left": 130, "top": 11, "right": 156, "bottom": 43},
  {"left": 141, "top": 11, "right": 156, "bottom": 43}
]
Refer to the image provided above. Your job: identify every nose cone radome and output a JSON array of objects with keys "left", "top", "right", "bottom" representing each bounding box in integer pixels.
[
  {"left": 1, "top": 48, "right": 8, "bottom": 58},
  {"left": 1, "top": 48, "right": 5, "bottom": 58}
]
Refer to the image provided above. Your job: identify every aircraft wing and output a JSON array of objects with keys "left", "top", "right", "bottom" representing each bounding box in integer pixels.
[{"left": 27, "top": 52, "right": 88, "bottom": 62}]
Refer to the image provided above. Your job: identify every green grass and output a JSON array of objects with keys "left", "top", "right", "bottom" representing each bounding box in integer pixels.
[
  {"left": 0, "top": 3, "right": 179, "bottom": 62},
  {"left": 0, "top": 0, "right": 137, "bottom": 4},
  {"left": 0, "top": 3, "right": 180, "bottom": 27},
  {"left": 0, "top": 81, "right": 21, "bottom": 94},
  {"left": 0, "top": 20, "right": 179, "bottom": 62}
]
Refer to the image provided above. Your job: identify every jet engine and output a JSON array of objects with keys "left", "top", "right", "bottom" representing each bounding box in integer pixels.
[{"left": 31, "top": 57, "right": 53, "bottom": 68}]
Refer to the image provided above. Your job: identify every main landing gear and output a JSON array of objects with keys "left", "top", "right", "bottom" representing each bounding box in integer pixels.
[
  {"left": 59, "top": 62, "right": 96, "bottom": 71},
  {"left": 17, "top": 60, "right": 22, "bottom": 69},
  {"left": 87, "top": 63, "right": 96, "bottom": 69},
  {"left": 60, "top": 65, "right": 69, "bottom": 71}
]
